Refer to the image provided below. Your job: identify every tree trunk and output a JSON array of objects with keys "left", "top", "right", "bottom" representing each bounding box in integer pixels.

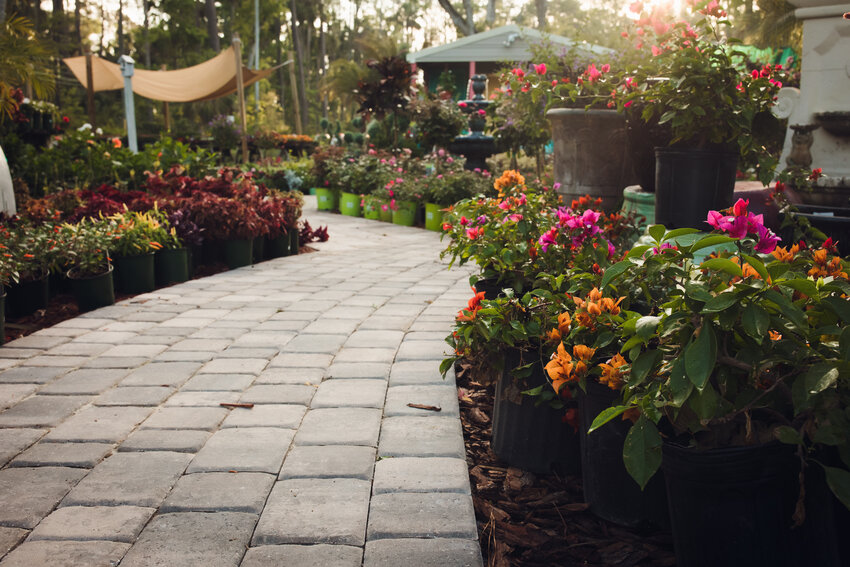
[
  {"left": 205, "top": 0, "right": 220, "bottom": 51},
  {"left": 289, "top": 0, "right": 309, "bottom": 133},
  {"left": 486, "top": 0, "right": 496, "bottom": 25},
  {"left": 535, "top": 0, "right": 547, "bottom": 29},
  {"left": 0, "top": 0, "right": 6, "bottom": 24},
  {"left": 277, "top": 14, "right": 287, "bottom": 123},
  {"left": 117, "top": 0, "right": 124, "bottom": 55},
  {"left": 142, "top": 0, "right": 151, "bottom": 67},
  {"left": 74, "top": 0, "right": 84, "bottom": 53},
  {"left": 436, "top": 0, "right": 475, "bottom": 36},
  {"left": 319, "top": 0, "right": 328, "bottom": 120}
]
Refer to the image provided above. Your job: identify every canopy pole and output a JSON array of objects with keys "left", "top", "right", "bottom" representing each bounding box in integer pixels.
[
  {"left": 233, "top": 35, "right": 250, "bottom": 164},
  {"left": 118, "top": 55, "right": 138, "bottom": 153},
  {"left": 254, "top": 0, "right": 260, "bottom": 112},
  {"left": 160, "top": 65, "right": 170, "bottom": 132},
  {"left": 85, "top": 52, "right": 96, "bottom": 128},
  {"left": 288, "top": 50, "right": 302, "bottom": 136}
]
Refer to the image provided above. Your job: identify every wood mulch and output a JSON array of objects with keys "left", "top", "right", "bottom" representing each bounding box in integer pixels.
[{"left": 456, "top": 366, "right": 677, "bottom": 567}]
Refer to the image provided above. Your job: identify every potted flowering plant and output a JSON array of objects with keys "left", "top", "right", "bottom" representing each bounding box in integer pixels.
[
  {"left": 616, "top": 1, "right": 788, "bottom": 228},
  {"left": 0, "top": 230, "right": 19, "bottom": 343},
  {"left": 184, "top": 191, "right": 266, "bottom": 269},
  {"left": 209, "top": 115, "right": 241, "bottom": 158},
  {"left": 3, "top": 220, "right": 61, "bottom": 317},
  {"left": 591, "top": 201, "right": 848, "bottom": 565},
  {"left": 61, "top": 218, "right": 116, "bottom": 311},
  {"left": 107, "top": 209, "right": 169, "bottom": 294}
]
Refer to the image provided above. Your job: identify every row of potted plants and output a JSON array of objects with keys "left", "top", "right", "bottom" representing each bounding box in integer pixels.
[{"left": 441, "top": 170, "right": 849, "bottom": 565}]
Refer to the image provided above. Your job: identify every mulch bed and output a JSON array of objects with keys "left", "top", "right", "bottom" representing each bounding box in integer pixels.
[{"left": 456, "top": 366, "right": 677, "bottom": 567}]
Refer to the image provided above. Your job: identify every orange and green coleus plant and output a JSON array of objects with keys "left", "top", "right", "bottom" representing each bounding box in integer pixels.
[
  {"left": 107, "top": 208, "right": 172, "bottom": 257},
  {"left": 581, "top": 203, "right": 850, "bottom": 512}
]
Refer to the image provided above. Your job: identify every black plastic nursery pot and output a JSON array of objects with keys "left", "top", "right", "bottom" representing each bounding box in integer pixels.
[
  {"left": 252, "top": 236, "right": 266, "bottom": 264},
  {"left": 0, "top": 288, "right": 5, "bottom": 345},
  {"left": 654, "top": 147, "right": 738, "bottom": 230},
  {"left": 6, "top": 274, "right": 49, "bottom": 318},
  {"left": 223, "top": 238, "right": 253, "bottom": 269},
  {"left": 68, "top": 266, "right": 115, "bottom": 313},
  {"left": 472, "top": 277, "right": 503, "bottom": 300},
  {"left": 154, "top": 248, "right": 189, "bottom": 287},
  {"left": 662, "top": 441, "right": 842, "bottom": 567},
  {"left": 491, "top": 351, "right": 581, "bottom": 475},
  {"left": 266, "top": 233, "right": 290, "bottom": 259},
  {"left": 577, "top": 380, "right": 669, "bottom": 528},
  {"left": 786, "top": 204, "right": 850, "bottom": 257},
  {"left": 289, "top": 229, "right": 299, "bottom": 256},
  {"left": 114, "top": 253, "right": 156, "bottom": 294}
]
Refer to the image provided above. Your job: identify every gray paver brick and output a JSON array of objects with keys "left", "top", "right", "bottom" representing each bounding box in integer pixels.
[
  {"left": 0, "top": 526, "right": 27, "bottom": 556},
  {"left": 119, "top": 361, "right": 202, "bottom": 387},
  {"left": 358, "top": 316, "right": 413, "bottom": 331},
  {"left": 9, "top": 442, "right": 114, "bottom": 468},
  {"left": 252, "top": 479, "right": 371, "bottom": 546},
  {"left": 344, "top": 330, "right": 405, "bottom": 348},
  {"left": 239, "top": 384, "right": 315, "bottom": 405},
  {"left": 389, "top": 360, "right": 454, "bottom": 386},
  {"left": 279, "top": 445, "right": 376, "bottom": 481},
  {"left": 45, "top": 342, "right": 111, "bottom": 357},
  {"left": 295, "top": 408, "right": 382, "bottom": 446},
  {"left": 94, "top": 385, "right": 174, "bottom": 406},
  {"left": 4, "top": 335, "right": 69, "bottom": 350},
  {"left": 0, "top": 466, "right": 87, "bottom": 528},
  {"left": 119, "top": 429, "right": 211, "bottom": 453},
  {"left": 42, "top": 406, "right": 152, "bottom": 443},
  {"left": 254, "top": 367, "right": 325, "bottom": 385},
  {"left": 0, "top": 384, "right": 37, "bottom": 410},
  {"left": 0, "top": 428, "right": 45, "bottom": 467},
  {"left": 363, "top": 538, "right": 483, "bottom": 567},
  {"left": 38, "top": 369, "right": 129, "bottom": 395},
  {"left": 395, "top": 340, "right": 451, "bottom": 361},
  {"left": 160, "top": 472, "right": 275, "bottom": 513},
  {"left": 0, "top": 540, "right": 131, "bottom": 567},
  {"left": 311, "top": 379, "right": 387, "bottom": 409},
  {"left": 200, "top": 358, "right": 267, "bottom": 375},
  {"left": 141, "top": 406, "right": 228, "bottom": 430},
  {"left": 220, "top": 404, "right": 306, "bottom": 429},
  {"left": 366, "top": 492, "right": 478, "bottom": 540},
  {"left": 82, "top": 356, "right": 150, "bottom": 369},
  {"left": 372, "top": 457, "right": 471, "bottom": 494},
  {"left": 326, "top": 362, "right": 390, "bottom": 380},
  {"left": 269, "top": 353, "right": 334, "bottom": 368},
  {"left": 153, "top": 350, "right": 216, "bottom": 362},
  {"left": 282, "top": 334, "right": 346, "bottom": 354},
  {"left": 231, "top": 331, "right": 296, "bottom": 348},
  {"left": 118, "top": 512, "right": 257, "bottom": 567},
  {"left": 61, "top": 451, "right": 192, "bottom": 507},
  {"left": 163, "top": 391, "right": 241, "bottom": 406},
  {"left": 28, "top": 505, "right": 155, "bottom": 542},
  {"left": 168, "top": 338, "right": 231, "bottom": 352},
  {"left": 187, "top": 427, "right": 294, "bottom": 474},
  {"left": 0, "top": 348, "right": 42, "bottom": 359},
  {"left": 241, "top": 544, "right": 363, "bottom": 567},
  {"left": 218, "top": 347, "right": 278, "bottom": 359},
  {"left": 333, "top": 348, "right": 397, "bottom": 364},
  {"left": 181, "top": 373, "right": 255, "bottom": 391},
  {"left": 70, "top": 331, "right": 137, "bottom": 344},
  {"left": 378, "top": 416, "right": 465, "bottom": 459},
  {"left": 0, "top": 366, "right": 67, "bottom": 384},
  {"left": 301, "top": 319, "right": 360, "bottom": 335},
  {"left": 99, "top": 344, "right": 167, "bottom": 358},
  {"left": 384, "top": 384, "right": 459, "bottom": 417},
  {"left": 0, "top": 395, "right": 89, "bottom": 428}
]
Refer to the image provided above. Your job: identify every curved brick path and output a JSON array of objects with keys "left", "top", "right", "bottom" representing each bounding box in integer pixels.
[{"left": 0, "top": 197, "right": 482, "bottom": 566}]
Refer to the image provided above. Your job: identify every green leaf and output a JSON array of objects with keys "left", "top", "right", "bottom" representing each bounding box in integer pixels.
[
  {"left": 689, "top": 234, "right": 736, "bottom": 253},
  {"left": 601, "top": 260, "right": 631, "bottom": 289},
  {"left": 521, "top": 385, "right": 545, "bottom": 397},
  {"left": 805, "top": 363, "right": 839, "bottom": 396},
  {"left": 763, "top": 289, "right": 808, "bottom": 330},
  {"left": 439, "top": 357, "right": 455, "bottom": 378},
  {"left": 648, "top": 224, "right": 666, "bottom": 242},
  {"left": 669, "top": 358, "right": 693, "bottom": 407},
  {"left": 588, "top": 405, "right": 629, "bottom": 433},
  {"left": 685, "top": 324, "right": 716, "bottom": 390},
  {"left": 766, "top": 261, "right": 791, "bottom": 280},
  {"left": 662, "top": 228, "right": 700, "bottom": 242},
  {"left": 823, "top": 466, "right": 850, "bottom": 512},
  {"left": 621, "top": 335, "right": 645, "bottom": 352},
  {"left": 823, "top": 297, "right": 850, "bottom": 324},
  {"left": 699, "top": 258, "right": 743, "bottom": 278},
  {"left": 635, "top": 316, "right": 661, "bottom": 339},
  {"left": 840, "top": 327, "right": 850, "bottom": 361},
  {"left": 626, "top": 245, "right": 652, "bottom": 259},
  {"left": 782, "top": 278, "right": 819, "bottom": 298},
  {"left": 689, "top": 383, "right": 719, "bottom": 420},
  {"left": 741, "top": 254, "right": 770, "bottom": 282},
  {"left": 773, "top": 425, "right": 802, "bottom": 445},
  {"left": 702, "top": 292, "right": 739, "bottom": 313},
  {"left": 630, "top": 349, "right": 660, "bottom": 386},
  {"left": 684, "top": 283, "right": 713, "bottom": 303},
  {"left": 623, "top": 416, "right": 662, "bottom": 490},
  {"left": 742, "top": 302, "right": 770, "bottom": 342},
  {"left": 658, "top": 110, "right": 677, "bottom": 125}
]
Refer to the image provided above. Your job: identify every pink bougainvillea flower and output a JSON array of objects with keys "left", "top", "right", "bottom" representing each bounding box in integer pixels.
[
  {"left": 458, "top": 101, "right": 468, "bottom": 108},
  {"left": 459, "top": 216, "right": 470, "bottom": 226},
  {"left": 498, "top": 200, "right": 511, "bottom": 211},
  {"left": 466, "top": 227, "right": 481, "bottom": 240},
  {"left": 534, "top": 63, "right": 547, "bottom": 75},
  {"left": 511, "top": 68, "right": 525, "bottom": 79},
  {"left": 809, "top": 168, "right": 823, "bottom": 181},
  {"left": 476, "top": 215, "right": 488, "bottom": 225},
  {"left": 477, "top": 109, "right": 486, "bottom": 116},
  {"left": 601, "top": 64, "right": 611, "bottom": 73},
  {"left": 585, "top": 64, "right": 602, "bottom": 83},
  {"left": 651, "top": 45, "right": 662, "bottom": 56},
  {"left": 755, "top": 224, "right": 781, "bottom": 253},
  {"left": 732, "top": 198, "right": 749, "bottom": 217},
  {"left": 706, "top": 210, "right": 727, "bottom": 230},
  {"left": 538, "top": 228, "right": 558, "bottom": 252}
]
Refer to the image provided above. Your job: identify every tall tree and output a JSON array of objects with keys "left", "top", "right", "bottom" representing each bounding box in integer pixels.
[
  {"left": 535, "top": 0, "right": 547, "bottom": 29},
  {"left": 436, "top": 0, "right": 475, "bottom": 36},
  {"left": 205, "top": 0, "right": 219, "bottom": 51},
  {"left": 289, "top": 0, "right": 309, "bottom": 133}
]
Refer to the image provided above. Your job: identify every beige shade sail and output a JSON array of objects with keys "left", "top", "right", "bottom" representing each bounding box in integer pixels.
[{"left": 63, "top": 48, "right": 277, "bottom": 103}]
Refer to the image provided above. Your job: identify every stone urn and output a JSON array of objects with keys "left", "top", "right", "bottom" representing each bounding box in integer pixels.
[{"left": 547, "top": 108, "right": 637, "bottom": 212}]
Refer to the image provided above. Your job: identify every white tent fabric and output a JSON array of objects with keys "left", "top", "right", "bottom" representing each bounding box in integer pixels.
[
  {"left": 63, "top": 48, "right": 276, "bottom": 103},
  {"left": 0, "top": 144, "right": 15, "bottom": 216}
]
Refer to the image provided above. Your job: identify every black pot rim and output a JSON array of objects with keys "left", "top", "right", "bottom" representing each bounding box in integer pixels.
[{"left": 67, "top": 264, "right": 113, "bottom": 281}]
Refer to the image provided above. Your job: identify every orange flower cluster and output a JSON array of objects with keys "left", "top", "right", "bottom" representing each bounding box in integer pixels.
[
  {"left": 771, "top": 244, "right": 802, "bottom": 263},
  {"left": 456, "top": 289, "right": 487, "bottom": 322},
  {"left": 598, "top": 353, "right": 628, "bottom": 390},
  {"left": 545, "top": 343, "right": 596, "bottom": 394},
  {"left": 493, "top": 170, "right": 525, "bottom": 197},
  {"left": 546, "top": 311, "right": 572, "bottom": 342},
  {"left": 808, "top": 248, "right": 848, "bottom": 280},
  {"left": 572, "top": 288, "right": 624, "bottom": 328}
]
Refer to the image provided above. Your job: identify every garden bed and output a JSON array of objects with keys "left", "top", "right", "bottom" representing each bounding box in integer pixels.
[{"left": 457, "top": 366, "right": 676, "bottom": 567}]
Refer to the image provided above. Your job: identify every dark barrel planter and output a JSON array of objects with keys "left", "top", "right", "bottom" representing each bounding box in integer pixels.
[
  {"left": 662, "top": 441, "right": 841, "bottom": 567},
  {"left": 472, "top": 277, "right": 503, "bottom": 300},
  {"left": 577, "top": 381, "right": 669, "bottom": 528},
  {"left": 491, "top": 351, "right": 581, "bottom": 475},
  {"left": 223, "top": 238, "right": 253, "bottom": 269},
  {"left": 654, "top": 147, "right": 738, "bottom": 230},
  {"left": 154, "top": 248, "right": 189, "bottom": 287},
  {"left": 784, "top": 205, "right": 850, "bottom": 257},
  {"left": 252, "top": 236, "right": 266, "bottom": 264},
  {"left": 289, "top": 229, "right": 299, "bottom": 256},
  {"left": 0, "top": 287, "right": 5, "bottom": 345},
  {"left": 266, "top": 233, "right": 291, "bottom": 259},
  {"left": 113, "top": 253, "right": 155, "bottom": 294},
  {"left": 547, "top": 108, "right": 637, "bottom": 212},
  {"left": 68, "top": 266, "right": 115, "bottom": 312},
  {"left": 6, "top": 274, "right": 49, "bottom": 318}
]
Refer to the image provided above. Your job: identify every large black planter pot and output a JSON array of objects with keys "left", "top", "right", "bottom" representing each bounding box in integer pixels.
[
  {"left": 491, "top": 352, "right": 581, "bottom": 475},
  {"left": 785, "top": 204, "right": 850, "bottom": 257},
  {"left": 223, "top": 238, "right": 253, "bottom": 269},
  {"left": 68, "top": 266, "right": 115, "bottom": 313},
  {"left": 113, "top": 253, "right": 155, "bottom": 294},
  {"left": 6, "top": 274, "right": 49, "bottom": 318},
  {"left": 472, "top": 277, "right": 503, "bottom": 300},
  {"left": 265, "top": 233, "right": 291, "bottom": 259},
  {"left": 662, "top": 441, "right": 841, "bottom": 567},
  {"left": 252, "top": 236, "right": 266, "bottom": 264},
  {"left": 154, "top": 248, "right": 189, "bottom": 287},
  {"left": 577, "top": 381, "right": 669, "bottom": 528},
  {"left": 288, "top": 229, "right": 299, "bottom": 256},
  {"left": 547, "top": 108, "right": 637, "bottom": 212},
  {"left": 0, "top": 288, "right": 5, "bottom": 345},
  {"left": 654, "top": 147, "right": 738, "bottom": 230}
]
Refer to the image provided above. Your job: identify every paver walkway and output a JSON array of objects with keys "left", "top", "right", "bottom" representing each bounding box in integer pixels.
[{"left": 0, "top": 197, "right": 483, "bottom": 566}]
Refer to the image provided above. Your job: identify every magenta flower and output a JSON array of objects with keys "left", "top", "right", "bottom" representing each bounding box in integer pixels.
[
  {"left": 732, "top": 198, "right": 749, "bottom": 217},
  {"left": 755, "top": 224, "right": 781, "bottom": 253},
  {"left": 538, "top": 228, "right": 558, "bottom": 252},
  {"left": 459, "top": 216, "right": 470, "bottom": 226},
  {"left": 534, "top": 63, "right": 547, "bottom": 75},
  {"left": 458, "top": 102, "right": 468, "bottom": 108},
  {"left": 476, "top": 215, "right": 488, "bottom": 225}
]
